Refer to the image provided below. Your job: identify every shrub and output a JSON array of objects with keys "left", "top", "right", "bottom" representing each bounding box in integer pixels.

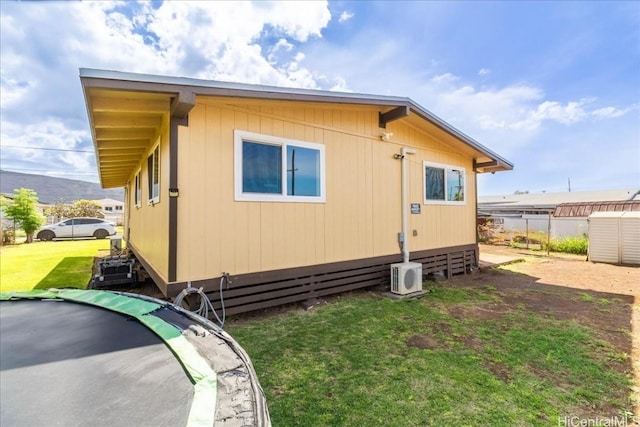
[{"left": 547, "top": 236, "right": 589, "bottom": 255}]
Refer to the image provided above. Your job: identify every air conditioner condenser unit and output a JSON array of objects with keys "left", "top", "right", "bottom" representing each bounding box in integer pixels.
[{"left": 390, "top": 262, "right": 423, "bottom": 295}]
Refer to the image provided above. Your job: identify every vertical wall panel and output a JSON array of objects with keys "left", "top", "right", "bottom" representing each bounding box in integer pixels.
[
  {"left": 218, "top": 109, "right": 235, "bottom": 273},
  {"left": 187, "top": 105, "right": 206, "bottom": 278},
  {"left": 620, "top": 214, "right": 640, "bottom": 265},
  {"left": 232, "top": 111, "right": 249, "bottom": 273},
  {"left": 205, "top": 105, "right": 222, "bottom": 278}
]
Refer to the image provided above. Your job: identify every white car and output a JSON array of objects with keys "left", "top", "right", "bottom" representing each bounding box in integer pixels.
[{"left": 37, "top": 218, "right": 117, "bottom": 241}]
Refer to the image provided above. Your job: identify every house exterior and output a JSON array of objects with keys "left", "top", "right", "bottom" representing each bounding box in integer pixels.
[
  {"left": 80, "top": 68, "right": 512, "bottom": 314},
  {"left": 93, "top": 197, "right": 125, "bottom": 225}
]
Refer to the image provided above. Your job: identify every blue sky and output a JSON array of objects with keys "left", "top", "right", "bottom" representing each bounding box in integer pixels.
[{"left": 1, "top": 1, "right": 638, "bottom": 195}]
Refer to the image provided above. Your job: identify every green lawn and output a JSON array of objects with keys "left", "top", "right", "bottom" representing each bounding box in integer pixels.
[
  {"left": 0, "top": 240, "right": 110, "bottom": 292},
  {"left": 227, "top": 286, "right": 634, "bottom": 427},
  {"left": 1, "top": 240, "right": 633, "bottom": 426}
]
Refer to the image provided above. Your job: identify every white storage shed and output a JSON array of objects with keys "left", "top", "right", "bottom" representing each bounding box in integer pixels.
[{"left": 588, "top": 211, "right": 640, "bottom": 265}]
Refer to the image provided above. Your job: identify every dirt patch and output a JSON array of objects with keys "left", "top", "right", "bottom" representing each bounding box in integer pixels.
[
  {"left": 405, "top": 334, "right": 442, "bottom": 350},
  {"left": 449, "top": 248, "right": 635, "bottom": 357},
  {"left": 442, "top": 275, "right": 633, "bottom": 356},
  {"left": 476, "top": 244, "right": 639, "bottom": 413},
  {"left": 484, "top": 359, "right": 511, "bottom": 383},
  {"left": 437, "top": 253, "right": 635, "bottom": 417},
  {"left": 455, "top": 335, "right": 484, "bottom": 352},
  {"left": 478, "top": 244, "right": 638, "bottom": 296},
  {"left": 429, "top": 321, "right": 452, "bottom": 335}
]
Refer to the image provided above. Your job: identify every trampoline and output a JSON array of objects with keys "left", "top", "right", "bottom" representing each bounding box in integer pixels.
[{"left": 0, "top": 289, "right": 270, "bottom": 427}]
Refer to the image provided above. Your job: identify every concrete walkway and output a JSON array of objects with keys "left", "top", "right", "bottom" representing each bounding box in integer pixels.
[{"left": 478, "top": 252, "right": 525, "bottom": 269}]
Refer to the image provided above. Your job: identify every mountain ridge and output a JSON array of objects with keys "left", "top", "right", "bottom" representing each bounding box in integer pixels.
[{"left": 0, "top": 170, "right": 124, "bottom": 204}]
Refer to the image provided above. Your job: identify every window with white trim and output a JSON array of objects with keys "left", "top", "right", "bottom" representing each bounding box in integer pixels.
[
  {"left": 234, "top": 130, "right": 325, "bottom": 202},
  {"left": 134, "top": 170, "right": 142, "bottom": 208},
  {"left": 147, "top": 144, "right": 160, "bottom": 204},
  {"left": 424, "top": 161, "right": 466, "bottom": 204}
]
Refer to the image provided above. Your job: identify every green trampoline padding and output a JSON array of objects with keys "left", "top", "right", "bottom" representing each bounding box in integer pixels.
[{"left": 0, "top": 289, "right": 217, "bottom": 427}]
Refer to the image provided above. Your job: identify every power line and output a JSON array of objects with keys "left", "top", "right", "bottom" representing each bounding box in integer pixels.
[
  {"left": 0, "top": 167, "right": 98, "bottom": 175},
  {"left": 0, "top": 145, "right": 93, "bottom": 153}
]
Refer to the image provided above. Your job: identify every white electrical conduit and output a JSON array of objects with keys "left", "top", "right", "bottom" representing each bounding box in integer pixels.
[{"left": 401, "top": 147, "right": 416, "bottom": 263}]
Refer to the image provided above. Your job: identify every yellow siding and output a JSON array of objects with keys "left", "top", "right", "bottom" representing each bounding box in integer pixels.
[
  {"left": 175, "top": 99, "right": 478, "bottom": 282},
  {"left": 126, "top": 123, "right": 171, "bottom": 281}
]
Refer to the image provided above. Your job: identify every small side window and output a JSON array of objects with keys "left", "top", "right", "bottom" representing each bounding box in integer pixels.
[
  {"left": 148, "top": 144, "right": 160, "bottom": 204},
  {"left": 134, "top": 170, "right": 142, "bottom": 208}
]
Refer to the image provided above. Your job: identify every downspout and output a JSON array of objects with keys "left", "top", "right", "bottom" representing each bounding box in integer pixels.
[
  {"left": 397, "top": 147, "right": 416, "bottom": 263},
  {"left": 168, "top": 117, "right": 182, "bottom": 283},
  {"left": 474, "top": 172, "right": 480, "bottom": 267}
]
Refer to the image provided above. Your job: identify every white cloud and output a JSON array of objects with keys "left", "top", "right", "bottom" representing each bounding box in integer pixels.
[
  {"left": 0, "top": 120, "right": 95, "bottom": 178},
  {"left": 0, "top": 120, "right": 89, "bottom": 152},
  {"left": 0, "top": 1, "right": 337, "bottom": 179},
  {"left": 0, "top": 77, "right": 30, "bottom": 109},
  {"left": 0, "top": 1, "right": 636, "bottom": 194},
  {"left": 529, "top": 100, "right": 588, "bottom": 125},
  {"left": 431, "top": 73, "right": 459, "bottom": 85},
  {"left": 591, "top": 105, "right": 634, "bottom": 119},
  {"left": 274, "top": 38, "right": 295, "bottom": 53},
  {"left": 422, "top": 75, "right": 633, "bottom": 136},
  {"left": 329, "top": 77, "right": 351, "bottom": 92},
  {"left": 1, "top": 1, "right": 334, "bottom": 91},
  {"left": 339, "top": 11, "right": 354, "bottom": 23}
]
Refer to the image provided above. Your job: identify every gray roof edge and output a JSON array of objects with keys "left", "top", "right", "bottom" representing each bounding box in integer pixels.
[
  {"left": 79, "top": 68, "right": 410, "bottom": 103},
  {"left": 406, "top": 103, "right": 513, "bottom": 170},
  {"left": 79, "top": 68, "right": 513, "bottom": 169}
]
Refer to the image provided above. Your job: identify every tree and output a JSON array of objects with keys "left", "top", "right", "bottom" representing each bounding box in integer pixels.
[
  {"left": 0, "top": 195, "right": 12, "bottom": 245},
  {"left": 45, "top": 199, "right": 102, "bottom": 221},
  {"left": 72, "top": 200, "right": 102, "bottom": 218},
  {"left": 44, "top": 200, "right": 70, "bottom": 223},
  {"left": 4, "top": 188, "right": 45, "bottom": 243}
]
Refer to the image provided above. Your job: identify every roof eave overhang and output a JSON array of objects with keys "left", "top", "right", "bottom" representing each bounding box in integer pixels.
[
  {"left": 80, "top": 73, "right": 196, "bottom": 188},
  {"left": 80, "top": 68, "right": 514, "bottom": 188}
]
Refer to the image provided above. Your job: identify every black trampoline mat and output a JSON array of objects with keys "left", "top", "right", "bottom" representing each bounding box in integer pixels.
[{"left": 0, "top": 299, "right": 194, "bottom": 427}]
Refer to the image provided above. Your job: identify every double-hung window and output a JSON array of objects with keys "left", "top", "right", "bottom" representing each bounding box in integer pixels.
[
  {"left": 424, "top": 161, "right": 466, "bottom": 204},
  {"left": 234, "top": 130, "right": 325, "bottom": 202},
  {"left": 147, "top": 144, "right": 160, "bottom": 204},
  {"left": 134, "top": 170, "right": 142, "bottom": 208}
]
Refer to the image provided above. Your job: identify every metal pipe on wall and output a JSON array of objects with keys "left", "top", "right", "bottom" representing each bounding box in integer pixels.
[{"left": 400, "top": 147, "right": 416, "bottom": 263}]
